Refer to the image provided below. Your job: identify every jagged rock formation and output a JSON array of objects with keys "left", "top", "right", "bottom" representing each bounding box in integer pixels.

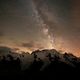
[{"left": 0, "top": 46, "right": 80, "bottom": 79}]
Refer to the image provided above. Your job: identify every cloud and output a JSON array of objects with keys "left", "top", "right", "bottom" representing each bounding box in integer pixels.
[
  {"left": 21, "top": 41, "right": 44, "bottom": 51},
  {"left": 0, "top": 46, "right": 12, "bottom": 55},
  {"left": 0, "top": 46, "right": 20, "bottom": 53},
  {"left": 0, "top": 46, "right": 11, "bottom": 51},
  {"left": 22, "top": 42, "right": 34, "bottom": 48},
  {"left": 12, "top": 48, "right": 20, "bottom": 52}
]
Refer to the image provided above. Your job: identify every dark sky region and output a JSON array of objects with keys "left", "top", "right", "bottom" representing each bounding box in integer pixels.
[{"left": 0, "top": 0, "right": 80, "bottom": 56}]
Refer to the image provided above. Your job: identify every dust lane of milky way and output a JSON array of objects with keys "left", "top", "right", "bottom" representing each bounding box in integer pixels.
[{"left": 0, "top": 0, "right": 80, "bottom": 56}]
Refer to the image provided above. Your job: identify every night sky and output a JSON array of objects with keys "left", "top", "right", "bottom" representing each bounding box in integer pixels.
[{"left": 0, "top": 0, "right": 80, "bottom": 56}]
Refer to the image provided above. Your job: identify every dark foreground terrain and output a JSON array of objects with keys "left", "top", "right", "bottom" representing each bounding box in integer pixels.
[{"left": 0, "top": 49, "right": 80, "bottom": 79}]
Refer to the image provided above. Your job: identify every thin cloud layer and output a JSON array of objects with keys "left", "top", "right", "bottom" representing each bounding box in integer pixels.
[{"left": 21, "top": 41, "right": 45, "bottom": 51}]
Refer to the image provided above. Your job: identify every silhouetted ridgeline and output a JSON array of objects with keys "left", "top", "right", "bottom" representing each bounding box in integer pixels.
[{"left": 0, "top": 46, "right": 80, "bottom": 79}]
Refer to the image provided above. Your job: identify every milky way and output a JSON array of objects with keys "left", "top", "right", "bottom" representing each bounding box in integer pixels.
[
  {"left": 0, "top": 0, "right": 80, "bottom": 56},
  {"left": 33, "top": 0, "right": 80, "bottom": 56},
  {"left": 32, "top": 1, "right": 54, "bottom": 49}
]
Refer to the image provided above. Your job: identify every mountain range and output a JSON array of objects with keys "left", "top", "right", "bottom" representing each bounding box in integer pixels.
[{"left": 0, "top": 46, "right": 80, "bottom": 79}]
